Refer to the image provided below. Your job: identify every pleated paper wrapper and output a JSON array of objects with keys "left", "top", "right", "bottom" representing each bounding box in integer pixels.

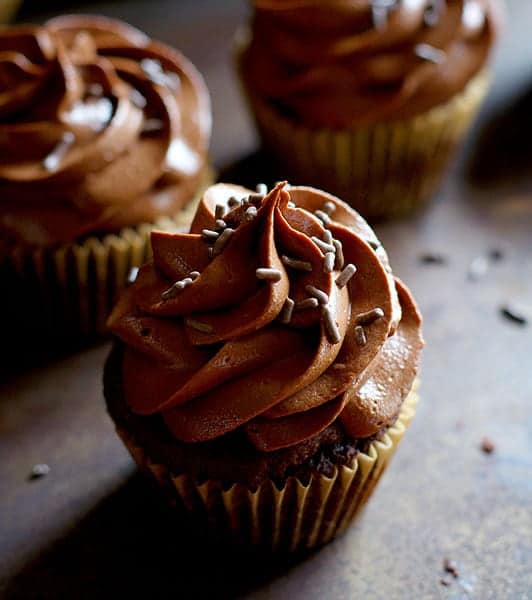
[
  {"left": 0, "top": 171, "right": 212, "bottom": 341},
  {"left": 117, "top": 387, "right": 418, "bottom": 554},
  {"left": 241, "top": 60, "right": 489, "bottom": 219}
]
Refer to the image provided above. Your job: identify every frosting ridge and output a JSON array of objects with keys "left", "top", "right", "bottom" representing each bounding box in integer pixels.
[
  {"left": 0, "top": 15, "right": 211, "bottom": 246},
  {"left": 108, "top": 182, "right": 423, "bottom": 452},
  {"left": 241, "top": 0, "right": 500, "bottom": 127}
]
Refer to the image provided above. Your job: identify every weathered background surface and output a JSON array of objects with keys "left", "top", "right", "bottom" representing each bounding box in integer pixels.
[{"left": 1, "top": 1, "right": 531, "bottom": 598}]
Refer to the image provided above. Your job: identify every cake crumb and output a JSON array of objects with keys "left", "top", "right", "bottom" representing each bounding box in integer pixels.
[{"left": 480, "top": 437, "right": 495, "bottom": 454}]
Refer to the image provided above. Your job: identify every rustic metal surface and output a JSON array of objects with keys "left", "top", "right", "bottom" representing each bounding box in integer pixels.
[{"left": 1, "top": 1, "right": 531, "bottom": 598}]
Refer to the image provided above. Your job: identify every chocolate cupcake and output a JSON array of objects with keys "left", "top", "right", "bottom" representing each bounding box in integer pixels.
[
  {"left": 238, "top": 0, "right": 502, "bottom": 218},
  {"left": 105, "top": 181, "right": 423, "bottom": 552},
  {"left": 0, "top": 15, "right": 211, "bottom": 340}
]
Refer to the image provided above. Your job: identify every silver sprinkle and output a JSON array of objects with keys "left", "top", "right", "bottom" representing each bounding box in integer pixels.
[
  {"left": 321, "top": 305, "right": 341, "bottom": 344},
  {"left": 213, "top": 228, "right": 234, "bottom": 256},
  {"left": 468, "top": 255, "right": 489, "bottom": 281},
  {"left": 322, "top": 229, "right": 333, "bottom": 244},
  {"left": 295, "top": 297, "right": 319, "bottom": 311},
  {"left": 333, "top": 240, "right": 344, "bottom": 270},
  {"left": 186, "top": 318, "right": 213, "bottom": 333},
  {"left": 208, "top": 247, "right": 215, "bottom": 258},
  {"left": 356, "top": 307, "right": 384, "bottom": 326},
  {"left": 256, "top": 267, "right": 282, "bottom": 281},
  {"left": 189, "top": 271, "right": 201, "bottom": 280},
  {"left": 281, "top": 255, "right": 312, "bottom": 272},
  {"left": 311, "top": 236, "right": 335, "bottom": 254},
  {"left": 43, "top": 132, "right": 75, "bottom": 172},
  {"left": 322, "top": 201, "right": 336, "bottom": 216},
  {"left": 161, "top": 280, "right": 186, "bottom": 300},
  {"left": 127, "top": 266, "right": 139, "bottom": 284},
  {"left": 29, "top": 463, "right": 51, "bottom": 479},
  {"left": 287, "top": 201, "right": 296, "bottom": 208},
  {"left": 315, "top": 210, "right": 332, "bottom": 226},
  {"left": 140, "top": 58, "right": 181, "bottom": 90},
  {"left": 201, "top": 229, "right": 219, "bottom": 241},
  {"left": 323, "top": 252, "right": 335, "bottom": 273},
  {"left": 245, "top": 206, "right": 258, "bottom": 221},
  {"left": 215, "top": 219, "right": 227, "bottom": 230},
  {"left": 256, "top": 183, "right": 268, "bottom": 195},
  {"left": 336, "top": 264, "right": 357, "bottom": 288},
  {"left": 305, "top": 285, "right": 329, "bottom": 305},
  {"left": 181, "top": 277, "right": 193, "bottom": 286},
  {"left": 279, "top": 298, "right": 295, "bottom": 324},
  {"left": 215, "top": 204, "right": 225, "bottom": 219},
  {"left": 355, "top": 325, "right": 367, "bottom": 346},
  {"left": 87, "top": 83, "right": 103, "bottom": 96},
  {"left": 414, "top": 43, "right": 446, "bottom": 65}
]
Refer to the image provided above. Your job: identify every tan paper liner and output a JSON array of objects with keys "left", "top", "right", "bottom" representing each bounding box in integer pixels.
[
  {"left": 117, "top": 385, "right": 419, "bottom": 553},
  {"left": 1, "top": 170, "right": 212, "bottom": 340},
  {"left": 241, "top": 63, "right": 489, "bottom": 219}
]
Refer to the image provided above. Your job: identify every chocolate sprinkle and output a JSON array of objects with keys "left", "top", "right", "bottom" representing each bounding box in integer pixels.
[
  {"left": 29, "top": 464, "right": 50, "bottom": 480},
  {"left": 419, "top": 252, "right": 447, "bottom": 265},
  {"left": 215, "top": 204, "right": 225, "bottom": 220},
  {"left": 295, "top": 297, "right": 319, "bottom": 311},
  {"left": 213, "top": 228, "right": 234, "bottom": 256},
  {"left": 305, "top": 285, "right": 329, "bottom": 306},
  {"left": 279, "top": 298, "right": 295, "bottom": 324},
  {"left": 356, "top": 307, "right": 384, "bottom": 325},
  {"left": 500, "top": 304, "right": 529, "bottom": 326},
  {"left": 333, "top": 240, "right": 345, "bottom": 270},
  {"left": 439, "top": 578, "right": 451, "bottom": 587},
  {"left": 256, "top": 267, "right": 282, "bottom": 282},
  {"left": 315, "top": 210, "right": 332, "bottom": 226},
  {"left": 322, "top": 229, "right": 333, "bottom": 244},
  {"left": 415, "top": 43, "right": 446, "bottom": 65},
  {"left": 368, "top": 239, "right": 381, "bottom": 250},
  {"left": 281, "top": 255, "right": 313, "bottom": 272},
  {"left": 248, "top": 193, "right": 265, "bottom": 204},
  {"left": 443, "top": 559, "right": 459, "bottom": 579},
  {"left": 228, "top": 196, "right": 242, "bottom": 208},
  {"left": 480, "top": 437, "right": 496, "bottom": 454},
  {"left": 322, "top": 201, "right": 336, "bottom": 216},
  {"left": 311, "top": 236, "right": 335, "bottom": 254},
  {"left": 489, "top": 248, "right": 504, "bottom": 262},
  {"left": 186, "top": 319, "right": 213, "bottom": 334},
  {"left": 321, "top": 305, "right": 341, "bottom": 344},
  {"left": 354, "top": 325, "right": 367, "bottom": 346},
  {"left": 201, "top": 229, "right": 219, "bottom": 241},
  {"left": 323, "top": 252, "right": 335, "bottom": 273},
  {"left": 336, "top": 264, "right": 357, "bottom": 288}
]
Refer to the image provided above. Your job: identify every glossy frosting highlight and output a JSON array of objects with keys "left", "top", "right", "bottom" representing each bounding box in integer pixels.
[
  {"left": 108, "top": 183, "right": 423, "bottom": 452},
  {"left": 0, "top": 15, "right": 211, "bottom": 246},
  {"left": 241, "top": 0, "right": 500, "bottom": 127}
]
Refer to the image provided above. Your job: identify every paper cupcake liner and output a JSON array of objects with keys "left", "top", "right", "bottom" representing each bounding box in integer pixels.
[
  {"left": 0, "top": 172, "right": 211, "bottom": 341},
  {"left": 117, "top": 386, "right": 418, "bottom": 553},
  {"left": 241, "top": 64, "right": 489, "bottom": 219}
]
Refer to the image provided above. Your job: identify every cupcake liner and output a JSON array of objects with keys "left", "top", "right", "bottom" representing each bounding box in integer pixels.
[
  {"left": 0, "top": 171, "right": 212, "bottom": 342},
  {"left": 116, "top": 385, "right": 419, "bottom": 553},
  {"left": 241, "top": 62, "right": 489, "bottom": 219}
]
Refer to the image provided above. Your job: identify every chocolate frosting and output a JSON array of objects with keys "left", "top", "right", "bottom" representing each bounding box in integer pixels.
[
  {"left": 0, "top": 15, "right": 211, "bottom": 246},
  {"left": 108, "top": 183, "right": 423, "bottom": 452},
  {"left": 241, "top": 0, "right": 501, "bottom": 127}
]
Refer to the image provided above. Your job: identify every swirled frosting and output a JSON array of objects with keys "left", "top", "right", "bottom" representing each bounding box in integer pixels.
[
  {"left": 108, "top": 182, "right": 423, "bottom": 452},
  {"left": 0, "top": 15, "right": 211, "bottom": 246},
  {"left": 241, "top": 0, "right": 501, "bottom": 127}
]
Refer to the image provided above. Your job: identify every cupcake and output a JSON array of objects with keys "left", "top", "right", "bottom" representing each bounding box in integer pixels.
[
  {"left": 105, "top": 181, "right": 424, "bottom": 552},
  {"left": 0, "top": 15, "right": 211, "bottom": 341},
  {"left": 238, "top": 0, "right": 502, "bottom": 219}
]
